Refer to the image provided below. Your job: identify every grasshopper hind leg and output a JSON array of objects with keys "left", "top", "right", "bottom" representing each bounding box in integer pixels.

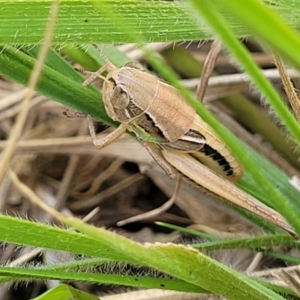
[{"left": 141, "top": 141, "right": 177, "bottom": 179}]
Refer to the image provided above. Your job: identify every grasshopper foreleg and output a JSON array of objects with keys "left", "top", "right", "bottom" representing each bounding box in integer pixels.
[{"left": 87, "top": 115, "right": 127, "bottom": 150}]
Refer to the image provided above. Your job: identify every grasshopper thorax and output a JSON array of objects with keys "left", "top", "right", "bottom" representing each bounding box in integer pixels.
[{"left": 102, "top": 65, "right": 156, "bottom": 123}]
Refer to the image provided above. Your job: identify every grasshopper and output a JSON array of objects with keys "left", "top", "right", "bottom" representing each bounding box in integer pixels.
[{"left": 84, "top": 60, "right": 295, "bottom": 236}]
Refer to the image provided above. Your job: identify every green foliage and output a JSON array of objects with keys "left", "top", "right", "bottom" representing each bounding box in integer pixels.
[{"left": 0, "top": 1, "right": 300, "bottom": 299}]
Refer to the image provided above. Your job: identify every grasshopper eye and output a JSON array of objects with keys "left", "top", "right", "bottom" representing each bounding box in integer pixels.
[{"left": 111, "top": 85, "right": 130, "bottom": 109}]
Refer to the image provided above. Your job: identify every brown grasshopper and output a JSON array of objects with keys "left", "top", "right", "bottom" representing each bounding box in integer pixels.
[{"left": 83, "top": 60, "right": 295, "bottom": 236}]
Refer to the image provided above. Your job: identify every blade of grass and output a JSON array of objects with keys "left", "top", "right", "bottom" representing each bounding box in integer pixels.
[
  {"left": 216, "top": 0, "right": 300, "bottom": 70},
  {"left": 0, "top": 1, "right": 208, "bottom": 44},
  {"left": 188, "top": 0, "right": 300, "bottom": 236},
  {"left": 0, "top": 46, "right": 113, "bottom": 125},
  {"left": 0, "top": 215, "right": 130, "bottom": 261},
  {"left": 0, "top": 217, "right": 205, "bottom": 292},
  {"left": 0, "top": 266, "right": 204, "bottom": 293},
  {"left": 0, "top": 1, "right": 300, "bottom": 45},
  {"left": 61, "top": 44, "right": 131, "bottom": 71},
  {"left": 157, "top": 222, "right": 297, "bottom": 251},
  {"left": 195, "top": 234, "right": 297, "bottom": 251},
  {"left": 0, "top": 1, "right": 60, "bottom": 190},
  {"left": 188, "top": 0, "right": 300, "bottom": 145},
  {"left": 8, "top": 168, "right": 286, "bottom": 299},
  {"left": 32, "top": 284, "right": 98, "bottom": 300}
]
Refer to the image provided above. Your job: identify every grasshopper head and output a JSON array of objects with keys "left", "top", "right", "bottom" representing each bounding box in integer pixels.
[{"left": 102, "top": 67, "right": 145, "bottom": 123}]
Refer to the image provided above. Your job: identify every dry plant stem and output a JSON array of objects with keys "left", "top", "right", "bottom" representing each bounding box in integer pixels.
[
  {"left": 55, "top": 154, "right": 80, "bottom": 210},
  {"left": 69, "top": 172, "right": 144, "bottom": 210},
  {"left": 192, "top": 51, "right": 273, "bottom": 68},
  {"left": 289, "top": 176, "right": 300, "bottom": 192},
  {"left": 0, "top": 130, "right": 92, "bottom": 156},
  {"left": 0, "top": 174, "right": 13, "bottom": 210},
  {"left": 273, "top": 55, "right": 300, "bottom": 121},
  {"left": 278, "top": 269, "right": 300, "bottom": 296},
  {"left": 82, "top": 207, "right": 100, "bottom": 222},
  {"left": 117, "top": 42, "right": 171, "bottom": 61},
  {"left": 8, "top": 169, "right": 61, "bottom": 224},
  {"left": 101, "top": 289, "right": 204, "bottom": 300},
  {"left": 55, "top": 120, "right": 88, "bottom": 209},
  {"left": 0, "top": 96, "right": 49, "bottom": 123},
  {"left": 8, "top": 249, "right": 43, "bottom": 267},
  {"left": 74, "top": 158, "right": 124, "bottom": 198},
  {"left": 0, "top": 89, "right": 28, "bottom": 111},
  {"left": 253, "top": 265, "right": 300, "bottom": 296},
  {"left": 246, "top": 252, "right": 263, "bottom": 273},
  {"left": 8, "top": 169, "right": 100, "bottom": 223},
  {"left": 0, "top": 2, "right": 60, "bottom": 184},
  {"left": 183, "top": 68, "right": 300, "bottom": 102},
  {"left": 116, "top": 174, "right": 182, "bottom": 226},
  {"left": 196, "top": 40, "right": 222, "bottom": 101},
  {"left": 1, "top": 128, "right": 298, "bottom": 183}
]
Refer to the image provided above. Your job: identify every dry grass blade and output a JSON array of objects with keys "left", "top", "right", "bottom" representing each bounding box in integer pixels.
[
  {"left": 274, "top": 55, "right": 300, "bottom": 122},
  {"left": 196, "top": 40, "right": 222, "bottom": 101},
  {"left": 116, "top": 175, "right": 182, "bottom": 226},
  {"left": 69, "top": 172, "right": 145, "bottom": 210},
  {"left": 253, "top": 265, "right": 300, "bottom": 296},
  {"left": 117, "top": 42, "right": 172, "bottom": 60},
  {"left": 101, "top": 289, "right": 211, "bottom": 300},
  {"left": 183, "top": 68, "right": 300, "bottom": 102},
  {"left": 0, "top": 2, "right": 60, "bottom": 183},
  {"left": 278, "top": 268, "right": 300, "bottom": 296}
]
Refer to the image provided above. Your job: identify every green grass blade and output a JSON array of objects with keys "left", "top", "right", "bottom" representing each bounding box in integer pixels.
[
  {"left": 0, "top": 215, "right": 129, "bottom": 261},
  {"left": 49, "top": 213, "right": 285, "bottom": 299},
  {"left": 0, "top": 266, "right": 204, "bottom": 293},
  {"left": 195, "top": 234, "right": 296, "bottom": 251},
  {"left": 0, "top": 46, "right": 114, "bottom": 125},
  {"left": 188, "top": 0, "right": 300, "bottom": 236},
  {"left": 0, "top": 1, "right": 207, "bottom": 44},
  {"left": 189, "top": 0, "right": 300, "bottom": 146},
  {"left": 0, "top": 214, "right": 285, "bottom": 297},
  {"left": 216, "top": 0, "right": 300, "bottom": 69},
  {"left": 31, "top": 284, "right": 98, "bottom": 300},
  {"left": 1, "top": 1, "right": 300, "bottom": 45}
]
